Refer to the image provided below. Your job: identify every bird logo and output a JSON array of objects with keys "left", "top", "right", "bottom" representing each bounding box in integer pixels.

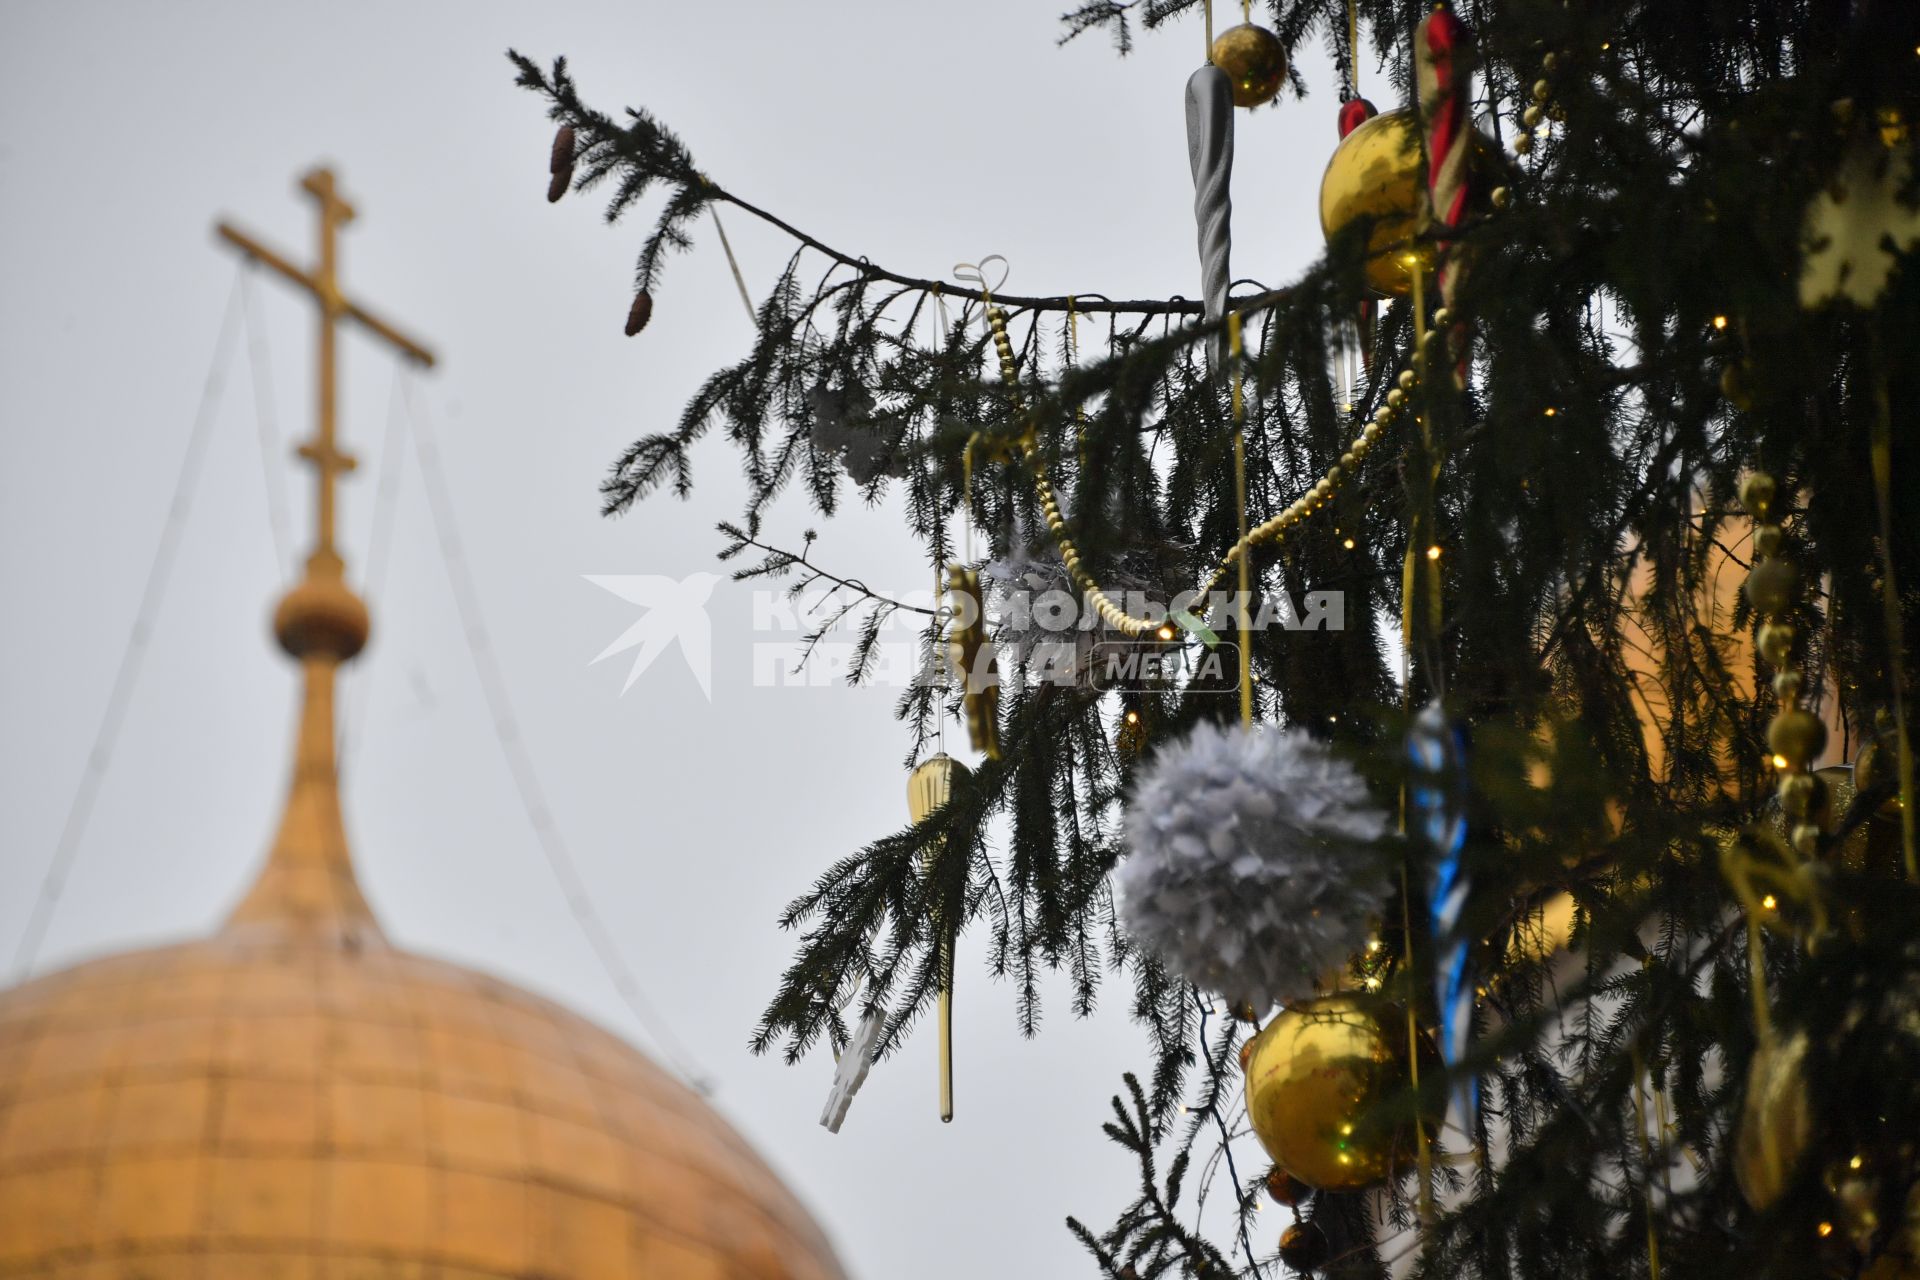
[{"left": 584, "top": 573, "right": 721, "bottom": 699}]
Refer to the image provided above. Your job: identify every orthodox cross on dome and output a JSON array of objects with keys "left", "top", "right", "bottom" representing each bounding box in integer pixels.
[
  {"left": 216, "top": 168, "right": 435, "bottom": 938},
  {"left": 217, "top": 167, "right": 434, "bottom": 569}
]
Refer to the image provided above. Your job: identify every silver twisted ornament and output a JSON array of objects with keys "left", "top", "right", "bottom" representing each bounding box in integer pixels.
[{"left": 1185, "top": 64, "right": 1234, "bottom": 372}]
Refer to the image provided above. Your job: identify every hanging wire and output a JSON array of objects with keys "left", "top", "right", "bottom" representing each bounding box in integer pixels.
[
  {"left": 397, "top": 373, "right": 714, "bottom": 1093},
  {"left": 10, "top": 270, "right": 247, "bottom": 980},
  {"left": 710, "top": 205, "right": 758, "bottom": 325},
  {"left": 239, "top": 266, "right": 295, "bottom": 580},
  {"left": 1194, "top": 989, "right": 1266, "bottom": 1279},
  {"left": 340, "top": 370, "right": 411, "bottom": 769}
]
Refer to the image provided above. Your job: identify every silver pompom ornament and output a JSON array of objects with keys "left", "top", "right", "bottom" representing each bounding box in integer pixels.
[{"left": 1118, "top": 721, "right": 1392, "bottom": 1008}]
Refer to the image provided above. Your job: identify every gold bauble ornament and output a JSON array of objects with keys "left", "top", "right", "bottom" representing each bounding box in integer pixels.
[
  {"left": 1745, "top": 555, "right": 1798, "bottom": 618},
  {"left": 1277, "top": 1221, "right": 1330, "bottom": 1272},
  {"left": 908, "top": 753, "right": 970, "bottom": 824},
  {"left": 1242, "top": 995, "right": 1438, "bottom": 1191},
  {"left": 1264, "top": 1165, "right": 1309, "bottom": 1206},
  {"left": 1318, "top": 111, "right": 1497, "bottom": 297},
  {"left": 1209, "top": 25, "right": 1287, "bottom": 108},
  {"left": 1735, "top": 1030, "right": 1812, "bottom": 1210},
  {"left": 1769, "top": 707, "right": 1828, "bottom": 770},
  {"left": 1739, "top": 471, "right": 1778, "bottom": 521}
]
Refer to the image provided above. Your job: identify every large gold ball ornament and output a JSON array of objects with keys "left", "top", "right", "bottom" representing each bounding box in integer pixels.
[
  {"left": 1209, "top": 25, "right": 1287, "bottom": 108},
  {"left": 1319, "top": 111, "right": 1497, "bottom": 297},
  {"left": 1242, "top": 995, "right": 1438, "bottom": 1191},
  {"left": 1735, "top": 1030, "right": 1812, "bottom": 1210}
]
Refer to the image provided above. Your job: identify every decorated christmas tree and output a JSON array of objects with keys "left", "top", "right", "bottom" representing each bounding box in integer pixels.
[{"left": 513, "top": 2, "right": 1920, "bottom": 1275}]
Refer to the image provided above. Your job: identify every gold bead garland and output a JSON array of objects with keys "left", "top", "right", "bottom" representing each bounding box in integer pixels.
[
  {"left": 978, "top": 298, "right": 1437, "bottom": 637},
  {"left": 1741, "top": 471, "right": 1832, "bottom": 856},
  {"left": 1511, "top": 49, "right": 1562, "bottom": 160}
]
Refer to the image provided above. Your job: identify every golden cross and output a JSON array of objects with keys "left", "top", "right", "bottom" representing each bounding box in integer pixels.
[{"left": 217, "top": 167, "right": 434, "bottom": 568}]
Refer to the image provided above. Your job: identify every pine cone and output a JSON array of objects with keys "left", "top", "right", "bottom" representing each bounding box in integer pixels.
[
  {"left": 547, "top": 125, "right": 576, "bottom": 203},
  {"left": 624, "top": 290, "right": 654, "bottom": 337}
]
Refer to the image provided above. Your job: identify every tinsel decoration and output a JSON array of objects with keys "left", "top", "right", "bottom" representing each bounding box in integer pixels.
[
  {"left": 1118, "top": 721, "right": 1391, "bottom": 1008},
  {"left": 947, "top": 564, "right": 1001, "bottom": 760},
  {"left": 624, "top": 289, "right": 654, "bottom": 336},
  {"left": 1184, "top": 61, "right": 1234, "bottom": 370},
  {"left": 547, "top": 124, "right": 575, "bottom": 203},
  {"left": 1408, "top": 699, "right": 1476, "bottom": 1113}
]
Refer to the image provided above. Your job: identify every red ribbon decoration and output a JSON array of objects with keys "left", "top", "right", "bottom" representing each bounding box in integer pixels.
[
  {"left": 1416, "top": 3, "right": 1473, "bottom": 387},
  {"left": 1337, "top": 97, "right": 1380, "bottom": 375}
]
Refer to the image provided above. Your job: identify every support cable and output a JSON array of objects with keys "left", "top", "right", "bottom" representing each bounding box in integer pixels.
[
  {"left": 239, "top": 266, "right": 296, "bottom": 579},
  {"left": 398, "top": 373, "right": 713, "bottom": 1092},
  {"left": 11, "top": 272, "right": 246, "bottom": 979}
]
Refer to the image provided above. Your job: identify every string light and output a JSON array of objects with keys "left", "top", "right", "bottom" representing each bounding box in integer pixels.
[
  {"left": 1713, "top": 314, "right": 1729, "bottom": 330},
  {"left": 1427, "top": 544, "right": 1443, "bottom": 561},
  {"left": 1761, "top": 894, "right": 1779, "bottom": 910}
]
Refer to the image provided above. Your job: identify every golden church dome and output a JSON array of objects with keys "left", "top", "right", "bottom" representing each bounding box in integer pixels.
[
  {"left": 0, "top": 168, "right": 847, "bottom": 1280},
  {"left": 0, "top": 921, "right": 844, "bottom": 1278}
]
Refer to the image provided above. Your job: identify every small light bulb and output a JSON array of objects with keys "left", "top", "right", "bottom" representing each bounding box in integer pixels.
[
  {"left": 1713, "top": 314, "right": 1729, "bottom": 331},
  {"left": 1544, "top": 406, "right": 1557, "bottom": 417},
  {"left": 1343, "top": 537, "right": 1356, "bottom": 550},
  {"left": 1818, "top": 1221, "right": 1834, "bottom": 1239},
  {"left": 1762, "top": 894, "right": 1778, "bottom": 911},
  {"left": 1849, "top": 1154, "right": 1864, "bottom": 1170},
  {"left": 1426, "top": 544, "right": 1443, "bottom": 561},
  {"left": 1367, "top": 939, "right": 1383, "bottom": 954},
  {"left": 1157, "top": 623, "right": 1176, "bottom": 641},
  {"left": 1124, "top": 710, "right": 1140, "bottom": 724},
  {"left": 1771, "top": 753, "right": 1790, "bottom": 771}
]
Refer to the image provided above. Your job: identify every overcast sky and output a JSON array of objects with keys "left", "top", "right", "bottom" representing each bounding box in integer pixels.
[{"left": 0, "top": 3, "right": 1343, "bottom": 1274}]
